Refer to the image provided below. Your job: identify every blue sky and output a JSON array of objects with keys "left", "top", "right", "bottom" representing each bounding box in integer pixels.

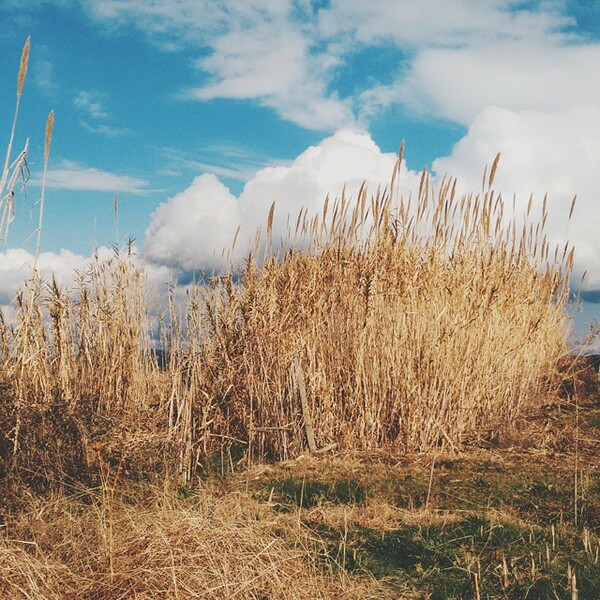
[{"left": 1, "top": 0, "right": 600, "bottom": 341}]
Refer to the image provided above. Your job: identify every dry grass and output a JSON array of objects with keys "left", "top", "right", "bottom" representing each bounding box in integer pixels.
[
  {"left": 0, "top": 486, "right": 387, "bottom": 599},
  {"left": 0, "top": 159, "right": 572, "bottom": 482},
  {"left": 192, "top": 159, "right": 571, "bottom": 461}
]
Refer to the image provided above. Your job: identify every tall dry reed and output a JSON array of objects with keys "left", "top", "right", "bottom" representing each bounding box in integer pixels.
[
  {"left": 1, "top": 164, "right": 572, "bottom": 483},
  {"left": 189, "top": 156, "right": 571, "bottom": 461}
]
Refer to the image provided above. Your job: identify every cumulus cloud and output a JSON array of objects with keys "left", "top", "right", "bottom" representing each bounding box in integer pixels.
[
  {"left": 144, "top": 130, "right": 419, "bottom": 272},
  {"left": 432, "top": 104, "right": 600, "bottom": 290},
  {"left": 377, "top": 42, "right": 600, "bottom": 125},
  {"left": 145, "top": 173, "right": 239, "bottom": 272},
  {"left": 0, "top": 248, "right": 89, "bottom": 305}
]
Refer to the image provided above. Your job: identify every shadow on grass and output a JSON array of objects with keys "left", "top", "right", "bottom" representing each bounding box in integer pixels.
[{"left": 309, "top": 514, "right": 600, "bottom": 599}]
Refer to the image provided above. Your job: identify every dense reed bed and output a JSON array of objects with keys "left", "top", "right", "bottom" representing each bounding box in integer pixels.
[
  {"left": 0, "top": 156, "right": 572, "bottom": 486},
  {"left": 194, "top": 165, "right": 572, "bottom": 461}
]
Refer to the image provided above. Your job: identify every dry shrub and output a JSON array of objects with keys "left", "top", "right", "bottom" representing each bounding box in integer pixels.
[{"left": 0, "top": 489, "right": 381, "bottom": 599}]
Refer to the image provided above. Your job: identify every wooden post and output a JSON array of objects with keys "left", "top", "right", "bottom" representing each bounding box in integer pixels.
[{"left": 293, "top": 355, "right": 317, "bottom": 453}]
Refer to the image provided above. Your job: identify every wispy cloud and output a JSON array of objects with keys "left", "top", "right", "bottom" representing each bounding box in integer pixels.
[
  {"left": 317, "top": 0, "right": 573, "bottom": 49},
  {"left": 86, "top": 1, "right": 355, "bottom": 130},
  {"left": 81, "top": 0, "right": 582, "bottom": 131},
  {"left": 38, "top": 160, "right": 152, "bottom": 194},
  {"left": 160, "top": 145, "right": 274, "bottom": 182},
  {"left": 73, "top": 89, "right": 133, "bottom": 137},
  {"left": 74, "top": 90, "right": 109, "bottom": 119},
  {"left": 32, "top": 57, "right": 57, "bottom": 95},
  {"left": 79, "top": 120, "right": 131, "bottom": 138}
]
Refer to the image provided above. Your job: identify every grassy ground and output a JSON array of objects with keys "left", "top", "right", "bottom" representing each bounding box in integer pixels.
[{"left": 2, "top": 358, "right": 598, "bottom": 599}]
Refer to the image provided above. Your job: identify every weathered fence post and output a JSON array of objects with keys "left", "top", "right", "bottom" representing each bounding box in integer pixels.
[{"left": 293, "top": 355, "right": 317, "bottom": 453}]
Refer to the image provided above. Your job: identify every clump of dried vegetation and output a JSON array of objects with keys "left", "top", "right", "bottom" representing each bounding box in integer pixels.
[{"left": 1, "top": 38, "right": 595, "bottom": 599}]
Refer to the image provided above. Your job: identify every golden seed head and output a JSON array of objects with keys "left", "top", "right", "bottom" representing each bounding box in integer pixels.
[
  {"left": 488, "top": 152, "right": 501, "bottom": 188},
  {"left": 45, "top": 110, "right": 55, "bottom": 162},
  {"left": 17, "top": 37, "right": 31, "bottom": 97},
  {"left": 568, "top": 195, "right": 577, "bottom": 221},
  {"left": 267, "top": 201, "right": 275, "bottom": 236}
]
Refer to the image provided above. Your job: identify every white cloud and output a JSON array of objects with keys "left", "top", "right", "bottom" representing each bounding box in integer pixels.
[
  {"left": 39, "top": 160, "right": 151, "bottom": 194},
  {"left": 432, "top": 104, "right": 600, "bottom": 290},
  {"left": 194, "top": 26, "right": 310, "bottom": 100},
  {"left": 144, "top": 173, "right": 238, "bottom": 272},
  {"left": 184, "top": 15, "right": 354, "bottom": 130},
  {"left": 0, "top": 247, "right": 88, "bottom": 304},
  {"left": 74, "top": 90, "right": 108, "bottom": 120},
  {"left": 317, "top": 0, "right": 572, "bottom": 48},
  {"left": 144, "top": 129, "right": 419, "bottom": 272},
  {"left": 393, "top": 42, "right": 600, "bottom": 125}
]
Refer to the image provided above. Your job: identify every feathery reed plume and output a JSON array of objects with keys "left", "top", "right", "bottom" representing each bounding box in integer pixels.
[
  {"left": 2, "top": 37, "right": 30, "bottom": 184},
  {"left": 114, "top": 194, "right": 119, "bottom": 245},
  {"left": 488, "top": 152, "right": 501, "bottom": 188},
  {"left": 44, "top": 109, "right": 54, "bottom": 161},
  {"left": 569, "top": 195, "right": 577, "bottom": 221},
  {"left": 266, "top": 200, "right": 275, "bottom": 237},
  {"left": 17, "top": 36, "right": 30, "bottom": 97}
]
